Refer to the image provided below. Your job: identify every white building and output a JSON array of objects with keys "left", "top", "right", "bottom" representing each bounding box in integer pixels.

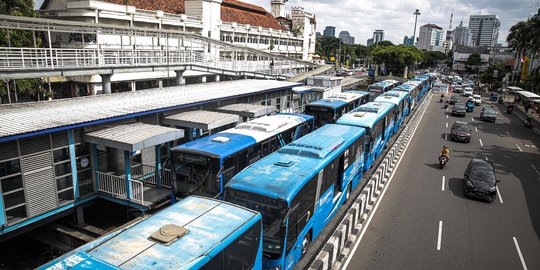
[
  {"left": 373, "top": 30, "right": 384, "bottom": 44},
  {"left": 416, "top": 24, "right": 444, "bottom": 51},
  {"left": 39, "top": 0, "right": 316, "bottom": 94},
  {"left": 453, "top": 21, "right": 472, "bottom": 46},
  {"left": 468, "top": 15, "right": 500, "bottom": 47}
]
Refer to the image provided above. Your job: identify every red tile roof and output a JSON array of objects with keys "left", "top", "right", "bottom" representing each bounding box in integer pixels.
[
  {"left": 99, "top": 0, "right": 285, "bottom": 31},
  {"left": 101, "top": 0, "right": 185, "bottom": 14},
  {"left": 221, "top": 0, "right": 285, "bottom": 31}
]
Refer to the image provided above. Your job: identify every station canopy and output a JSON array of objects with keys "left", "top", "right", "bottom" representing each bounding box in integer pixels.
[
  {"left": 163, "top": 110, "right": 239, "bottom": 130},
  {"left": 516, "top": 91, "right": 540, "bottom": 100},
  {"left": 215, "top": 103, "right": 277, "bottom": 118},
  {"left": 84, "top": 123, "right": 184, "bottom": 152}
]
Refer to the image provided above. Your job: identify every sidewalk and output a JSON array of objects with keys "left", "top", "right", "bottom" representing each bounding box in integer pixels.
[{"left": 507, "top": 101, "right": 540, "bottom": 136}]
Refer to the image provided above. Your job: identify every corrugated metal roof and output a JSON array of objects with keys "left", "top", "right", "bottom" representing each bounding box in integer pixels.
[
  {"left": 162, "top": 110, "right": 239, "bottom": 130},
  {"left": 84, "top": 123, "right": 184, "bottom": 151},
  {"left": 0, "top": 80, "right": 300, "bottom": 141},
  {"left": 215, "top": 103, "right": 277, "bottom": 118}
]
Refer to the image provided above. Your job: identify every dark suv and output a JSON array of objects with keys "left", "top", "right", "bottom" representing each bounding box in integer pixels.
[
  {"left": 464, "top": 158, "right": 499, "bottom": 202},
  {"left": 449, "top": 94, "right": 461, "bottom": 105},
  {"left": 480, "top": 106, "right": 497, "bottom": 122},
  {"left": 450, "top": 121, "right": 471, "bottom": 142},
  {"left": 452, "top": 102, "right": 467, "bottom": 117}
]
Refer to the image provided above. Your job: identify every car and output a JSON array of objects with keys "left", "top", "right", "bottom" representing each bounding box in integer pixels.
[
  {"left": 449, "top": 94, "right": 461, "bottom": 105},
  {"left": 464, "top": 158, "right": 499, "bottom": 202},
  {"left": 463, "top": 87, "right": 473, "bottom": 97},
  {"left": 450, "top": 120, "right": 471, "bottom": 142},
  {"left": 452, "top": 102, "right": 467, "bottom": 117},
  {"left": 480, "top": 106, "right": 497, "bottom": 122},
  {"left": 453, "top": 85, "right": 463, "bottom": 94},
  {"left": 472, "top": 94, "right": 482, "bottom": 105}
]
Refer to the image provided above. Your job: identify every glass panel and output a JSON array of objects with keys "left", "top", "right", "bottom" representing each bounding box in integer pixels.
[
  {"left": 56, "top": 175, "right": 73, "bottom": 191},
  {"left": 75, "top": 144, "right": 90, "bottom": 158},
  {"left": 0, "top": 159, "right": 21, "bottom": 178},
  {"left": 58, "top": 189, "right": 74, "bottom": 204},
  {"left": 6, "top": 205, "right": 27, "bottom": 224},
  {"left": 4, "top": 190, "right": 26, "bottom": 209},
  {"left": 55, "top": 162, "right": 72, "bottom": 176},
  {"left": 1, "top": 175, "right": 23, "bottom": 193},
  {"left": 223, "top": 221, "right": 261, "bottom": 269},
  {"left": 53, "top": 148, "right": 71, "bottom": 163}
]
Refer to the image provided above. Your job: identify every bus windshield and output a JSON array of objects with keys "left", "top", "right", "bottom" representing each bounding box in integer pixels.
[
  {"left": 174, "top": 151, "right": 219, "bottom": 197},
  {"left": 225, "top": 189, "right": 288, "bottom": 260},
  {"left": 305, "top": 106, "right": 335, "bottom": 128}
]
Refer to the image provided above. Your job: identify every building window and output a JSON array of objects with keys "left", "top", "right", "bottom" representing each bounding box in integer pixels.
[
  {"left": 0, "top": 158, "right": 27, "bottom": 225},
  {"left": 53, "top": 146, "right": 74, "bottom": 205},
  {"left": 75, "top": 143, "right": 93, "bottom": 198}
]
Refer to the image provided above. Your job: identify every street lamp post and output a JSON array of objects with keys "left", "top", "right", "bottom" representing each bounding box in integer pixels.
[{"left": 412, "top": 9, "right": 421, "bottom": 45}]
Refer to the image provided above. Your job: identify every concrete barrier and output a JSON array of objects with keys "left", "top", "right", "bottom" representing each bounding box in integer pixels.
[{"left": 308, "top": 92, "right": 432, "bottom": 270}]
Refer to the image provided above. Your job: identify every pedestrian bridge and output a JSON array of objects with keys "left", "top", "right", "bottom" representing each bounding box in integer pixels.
[{"left": 0, "top": 15, "right": 318, "bottom": 82}]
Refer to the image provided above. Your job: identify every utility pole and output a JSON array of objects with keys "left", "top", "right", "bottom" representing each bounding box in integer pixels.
[{"left": 412, "top": 9, "right": 421, "bottom": 46}]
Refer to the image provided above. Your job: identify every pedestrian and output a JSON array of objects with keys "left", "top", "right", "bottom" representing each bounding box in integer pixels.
[{"left": 270, "top": 59, "right": 274, "bottom": 73}]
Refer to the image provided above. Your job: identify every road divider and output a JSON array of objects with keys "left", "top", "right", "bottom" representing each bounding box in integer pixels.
[{"left": 313, "top": 93, "right": 432, "bottom": 270}]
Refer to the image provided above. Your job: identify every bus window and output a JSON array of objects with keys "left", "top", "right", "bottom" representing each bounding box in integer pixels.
[
  {"left": 322, "top": 158, "right": 339, "bottom": 193},
  {"left": 286, "top": 206, "right": 298, "bottom": 256},
  {"left": 262, "top": 141, "right": 270, "bottom": 156},
  {"left": 222, "top": 157, "right": 236, "bottom": 186}
]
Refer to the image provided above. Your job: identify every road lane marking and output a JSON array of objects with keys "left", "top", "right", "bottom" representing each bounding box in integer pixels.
[
  {"left": 479, "top": 138, "right": 484, "bottom": 147},
  {"left": 516, "top": 144, "right": 523, "bottom": 152},
  {"left": 485, "top": 157, "right": 489, "bottom": 161},
  {"left": 471, "top": 117, "right": 475, "bottom": 122},
  {"left": 342, "top": 94, "right": 432, "bottom": 269},
  {"left": 531, "top": 165, "right": 540, "bottom": 177},
  {"left": 445, "top": 134, "right": 448, "bottom": 141},
  {"left": 475, "top": 126, "right": 478, "bottom": 132},
  {"left": 445, "top": 122, "right": 448, "bottom": 128},
  {"left": 496, "top": 186, "right": 504, "bottom": 203},
  {"left": 442, "top": 176, "right": 445, "bottom": 191},
  {"left": 506, "top": 131, "right": 511, "bottom": 136},
  {"left": 446, "top": 115, "right": 449, "bottom": 119},
  {"left": 437, "top": 221, "right": 443, "bottom": 251},
  {"left": 513, "top": 237, "right": 528, "bottom": 270}
]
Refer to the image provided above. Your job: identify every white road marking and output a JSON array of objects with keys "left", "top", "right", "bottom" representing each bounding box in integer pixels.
[
  {"left": 445, "top": 122, "right": 448, "bottom": 128},
  {"left": 516, "top": 144, "right": 523, "bottom": 152},
  {"left": 496, "top": 186, "right": 504, "bottom": 204},
  {"left": 446, "top": 114, "right": 449, "bottom": 119},
  {"left": 442, "top": 176, "right": 445, "bottom": 191},
  {"left": 485, "top": 157, "right": 489, "bottom": 161},
  {"left": 531, "top": 165, "right": 540, "bottom": 177},
  {"left": 506, "top": 131, "right": 511, "bottom": 136},
  {"left": 437, "top": 221, "right": 443, "bottom": 251},
  {"left": 471, "top": 117, "right": 475, "bottom": 122},
  {"left": 479, "top": 138, "right": 484, "bottom": 147},
  {"left": 342, "top": 94, "right": 432, "bottom": 269},
  {"left": 475, "top": 126, "right": 478, "bottom": 132},
  {"left": 445, "top": 134, "right": 448, "bottom": 141},
  {"left": 513, "top": 237, "right": 528, "bottom": 270}
]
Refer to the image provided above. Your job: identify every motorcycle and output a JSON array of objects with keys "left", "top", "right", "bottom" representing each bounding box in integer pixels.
[
  {"left": 440, "top": 97, "right": 444, "bottom": 103},
  {"left": 444, "top": 101, "right": 449, "bottom": 109},
  {"left": 525, "top": 117, "right": 532, "bottom": 128},
  {"left": 505, "top": 105, "right": 513, "bottom": 114},
  {"left": 439, "top": 155, "right": 449, "bottom": 169}
]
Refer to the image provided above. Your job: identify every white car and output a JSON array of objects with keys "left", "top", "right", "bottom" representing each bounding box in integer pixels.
[
  {"left": 463, "top": 87, "right": 473, "bottom": 97},
  {"left": 472, "top": 94, "right": 482, "bottom": 105}
]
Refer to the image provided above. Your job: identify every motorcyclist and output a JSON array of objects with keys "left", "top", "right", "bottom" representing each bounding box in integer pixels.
[
  {"left": 440, "top": 146, "right": 449, "bottom": 158},
  {"left": 440, "top": 94, "right": 444, "bottom": 103}
]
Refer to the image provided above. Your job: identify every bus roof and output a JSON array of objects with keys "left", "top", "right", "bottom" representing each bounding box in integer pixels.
[
  {"left": 336, "top": 102, "right": 394, "bottom": 128},
  {"left": 344, "top": 90, "right": 370, "bottom": 96},
  {"left": 173, "top": 114, "right": 311, "bottom": 157},
  {"left": 225, "top": 124, "right": 366, "bottom": 202},
  {"left": 41, "top": 196, "right": 260, "bottom": 270},
  {"left": 375, "top": 91, "right": 408, "bottom": 105}
]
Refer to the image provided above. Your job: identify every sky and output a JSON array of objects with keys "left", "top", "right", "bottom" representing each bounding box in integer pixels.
[{"left": 34, "top": 0, "right": 539, "bottom": 45}]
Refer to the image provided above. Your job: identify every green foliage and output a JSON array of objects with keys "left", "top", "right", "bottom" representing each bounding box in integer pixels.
[
  {"left": 507, "top": 16, "right": 540, "bottom": 51},
  {"left": 0, "top": 78, "right": 42, "bottom": 96},
  {"left": 520, "top": 67, "right": 540, "bottom": 93},
  {"left": 421, "top": 51, "right": 446, "bottom": 68},
  {"left": 315, "top": 36, "right": 341, "bottom": 61},
  {"left": 466, "top": 53, "right": 482, "bottom": 67},
  {"left": 374, "top": 40, "right": 394, "bottom": 47},
  {"left": 479, "top": 64, "right": 507, "bottom": 90},
  {"left": 371, "top": 45, "right": 424, "bottom": 75}
]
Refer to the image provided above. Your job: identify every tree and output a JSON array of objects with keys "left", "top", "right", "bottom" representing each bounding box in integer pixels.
[
  {"left": 315, "top": 36, "right": 340, "bottom": 62},
  {"left": 376, "top": 40, "right": 394, "bottom": 47},
  {"left": 371, "top": 45, "right": 424, "bottom": 75},
  {"left": 465, "top": 53, "right": 482, "bottom": 73},
  {"left": 0, "top": 0, "right": 43, "bottom": 102},
  {"left": 421, "top": 51, "right": 446, "bottom": 68},
  {"left": 479, "top": 64, "right": 508, "bottom": 90}
]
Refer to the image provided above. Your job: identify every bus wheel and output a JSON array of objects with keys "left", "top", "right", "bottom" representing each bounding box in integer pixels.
[
  {"left": 344, "top": 183, "right": 352, "bottom": 203},
  {"left": 301, "top": 232, "right": 311, "bottom": 259}
]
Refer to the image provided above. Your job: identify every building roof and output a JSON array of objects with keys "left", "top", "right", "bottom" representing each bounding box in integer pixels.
[
  {"left": 221, "top": 0, "right": 286, "bottom": 30},
  {"left": 100, "top": 0, "right": 185, "bottom": 14},
  {"left": 162, "top": 110, "right": 239, "bottom": 130},
  {"left": 216, "top": 103, "right": 277, "bottom": 118},
  {"left": 0, "top": 80, "right": 300, "bottom": 142},
  {"left": 421, "top": 23, "right": 443, "bottom": 30},
  {"left": 453, "top": 45, "right": 490, "bottom": 54}
]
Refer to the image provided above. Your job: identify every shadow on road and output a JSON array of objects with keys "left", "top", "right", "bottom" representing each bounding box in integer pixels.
[{"left": 424, "top": 162, "right": 441, "bottom": 169}]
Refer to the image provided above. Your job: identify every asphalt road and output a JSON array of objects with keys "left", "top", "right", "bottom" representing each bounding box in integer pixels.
[{"left": 344, "top": 93, "right": 540, "bottom": 270}]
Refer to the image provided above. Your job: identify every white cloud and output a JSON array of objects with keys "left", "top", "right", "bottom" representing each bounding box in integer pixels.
[{"left": 243, "top": 0, "right": 539, "bottom": 45}]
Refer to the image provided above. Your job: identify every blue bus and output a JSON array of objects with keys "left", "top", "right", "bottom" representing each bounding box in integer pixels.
[
  {"left": 171, "top": 113, "right": 314, "bottom": 197},
  {"left": 40, "top": 196, "right": 263, "bottom": 270},
  {"left": 367, "top": 80, "right": 400, "bottom": 101},
  {"left": 410, "top": 76, "right": 430, "bottom": 99},
  {"left": 375, "top": 91, "right": 410, "bottom": 134},
  {"left": 224, "top": 124, "right": 366, "bottom": 270},
  {"left": 304, "top": 91, "right": 369, "bottom": 128},
  {"left": 336, "top": 102, "right": 396, "bottom": 171},
  {"left": 394, "top": 83, "right": 419, "bottom": 111}
]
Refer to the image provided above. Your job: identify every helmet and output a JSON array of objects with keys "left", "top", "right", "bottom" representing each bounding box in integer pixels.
[{"left": 443, "top": 146, "right": 447, "bottom": 149}]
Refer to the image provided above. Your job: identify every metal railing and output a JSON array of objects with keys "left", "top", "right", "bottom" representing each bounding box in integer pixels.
[
  {"left": 96, "top": 171, "right": 144, "bottom": 204},
  {"left": 131, "top": 161, "right": 172, "bottom": 188}
]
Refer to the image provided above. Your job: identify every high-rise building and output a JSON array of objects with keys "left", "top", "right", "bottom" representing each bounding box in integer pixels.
[
  {"left": 323, "top": 26, "right": 336, "bottom": 37},
  {"left": 316, "top": 32, "right": 322, "bottom": 38},
  {"left": 339, "top": 31, "right": 355, "bottom": 45},
  {"left": 417, "top": 24, "right": 444, "bottom": 51},
  {"left": 468, "top": 15, "right": 500, "bottom": 47},
  {"left": 403, "top": 36, "right": 414, "bottom": 45},
  {"left": 373, "top": 30, "right": 384, "bottom": 44},
  {"left": 453, "top": 21, "right": 472, "bottom": 46},
  {"left": 367, "top": 38, "right": 374, "bottom": 46}
]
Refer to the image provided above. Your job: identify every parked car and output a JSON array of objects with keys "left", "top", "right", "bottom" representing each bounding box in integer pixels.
[
  {"left": 472, "top": 94, "right": 482, "bottom": 105},
  {"left": 449, "top": 94, "right": 461, "bottom": 105},
  {"left": 480, "top": 106, "right": 497, "bottom": 122},
  {"left": 450, "top": 120, "right": 471, "bottom": 142},
  {"left": 464, "top": 158, "right": 499, "bottom": 202},
  {"left": 463, "top": 87, "right": 474, "bottom": 97},
  {"left": 452, "top": 102, "right": 467, "bottom": 117}
]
